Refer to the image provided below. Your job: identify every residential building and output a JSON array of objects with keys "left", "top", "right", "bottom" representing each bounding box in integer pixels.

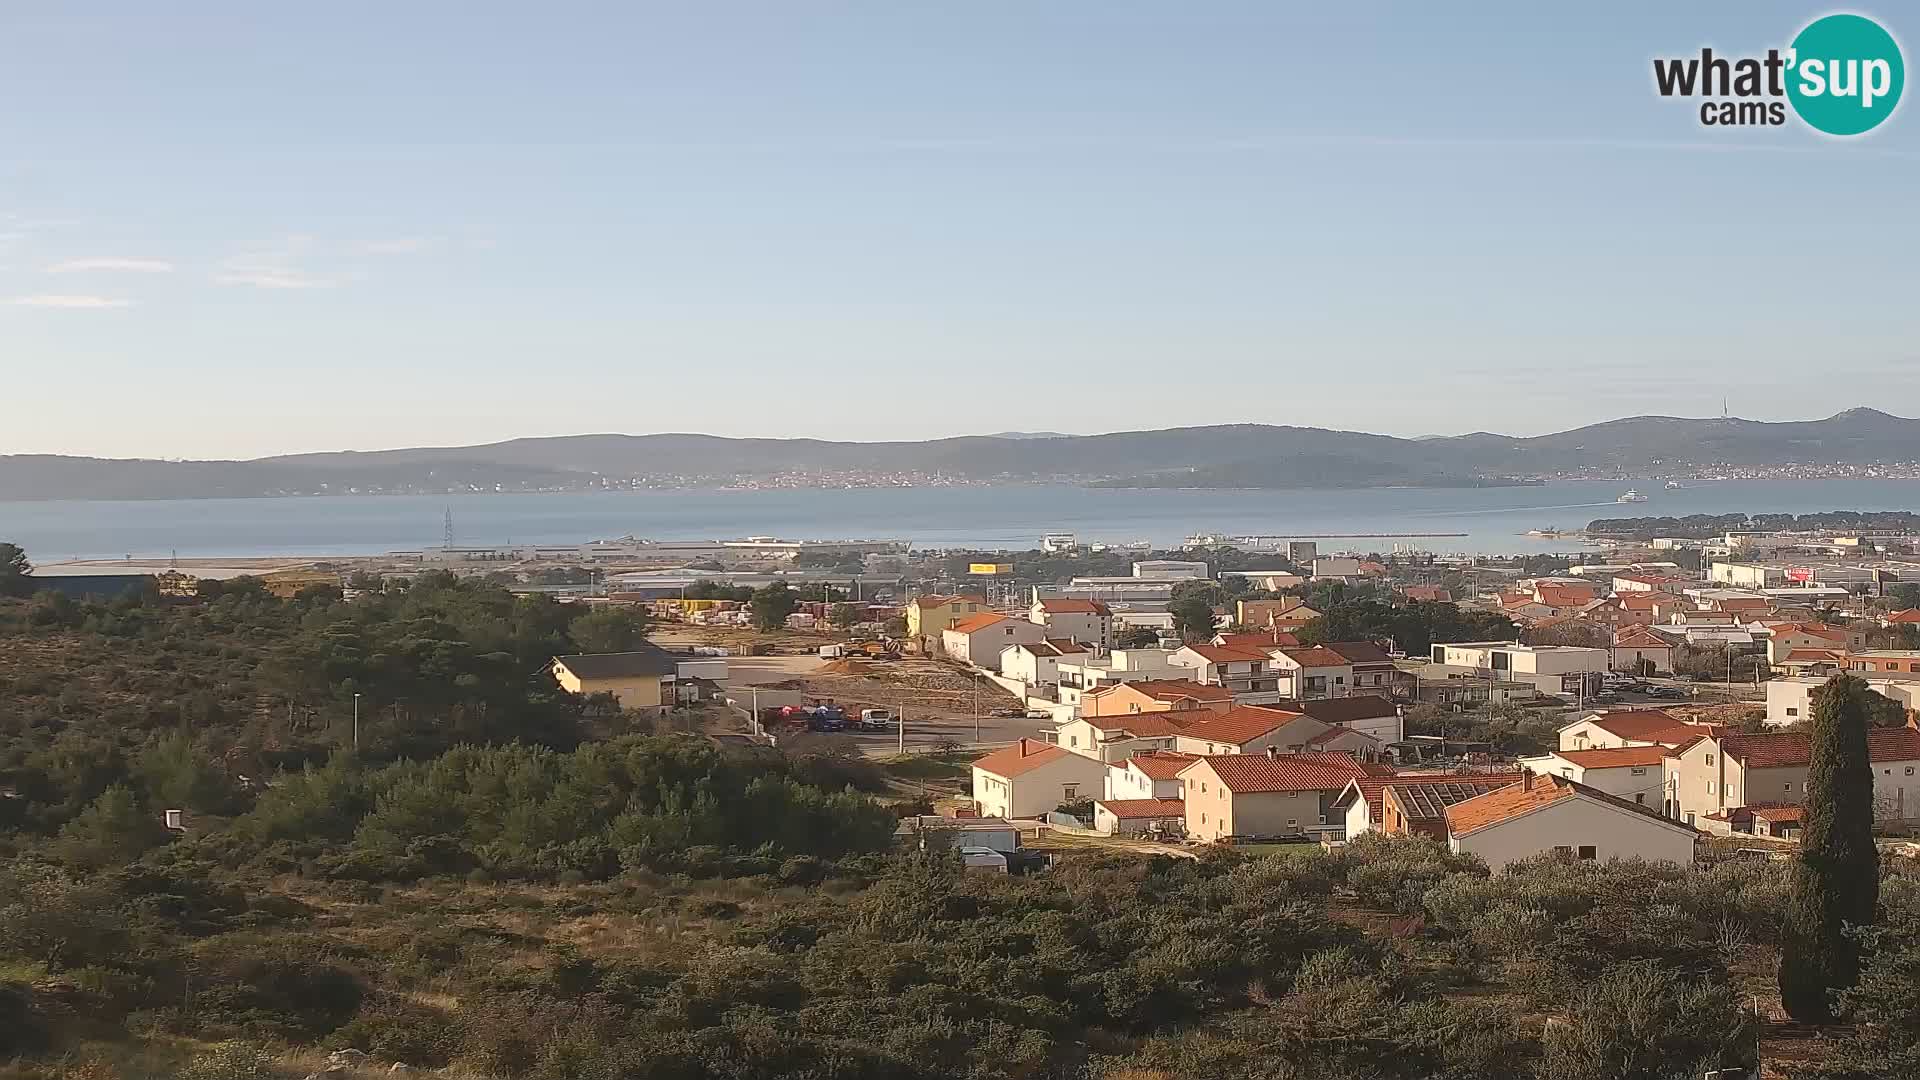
[
  {"left": 1317, "top": 640, "right": 1402, "bottom": 695},
  {"left": 550, "top": 646, "right": 680, "bottom": 713},
  {"left": 1269, "top": 646, "right": 1356, "bottom": 700},
  {"left": 1701, "top": 804, "right": 1804, "bottom": 841},
  {"left": 1238, "top": 570, "right": 1307, "bottom": 593},
  {"left": 1556, "top": 709, "right": 1710, "bottom": 752},
  {"left": 1290, "top": 695, "right": 1405, "bottom": 744},
  {"left": 943, "top": 613, "right": 1045, "bottom": 669},
  {"left": 1030, "top": 597, "right": 1114, "bottom": 649},
  {"left": 1078, "top": 677, "right": 1234, "bottom": 718},
  {"left": 1763, "top": 622, "right": 1862, "bottom": 664},
  {"left": 1236, "top": 598, "right": 1319, "bottom": 630},
  {"left": 1402, "top": 586, "right": 1453, "bottom": 603},
  {"left": 1664, "top": 726, "right": 1920, "bottom": 825},
  {"left": 1335, "top": 772, "right": 1526, "bottom": 839},
  {"left": 1850, "top": 650, "right": 1920, "bottom": 679},
  {"left": 1169, "top": 643, "right": 1286, "bottom": 702},
  {"left": 1428, "top": 642, "right": 1607, "bottom": 696},
  {"left": 1287, "top": 541, "right": 1318, "bottom": 564},
  {"left": 1610, "top": 625, "right": 1674, "bottom": 674},
  {"left": 1518, "top": 746, "right": 1670, "bottom": 809},
  {"left": 1216, "top": 630, "right": 1302, "bottom": 652},
  {"left": 1179, "top": 752, "right": 1383, "bottom": 842},
  {"left": 1055, "top": 649, "right": 1184, "bottom": 705},
  {"left": 1884, "top": 608, "right": 1920, "bottom": 629},
  {"left": 1000, "top": 639, "right": 1091, "bottom": 688},
  {"left": 1443, "top": 772, "right": 1700, "bottom": 872},
  {"left": 1170, "top": 706, "right": 1334, "bottom": 757},
  {"left": 1767, "top": 675, "right": 1920, "bottom": 726},
  {"left": 970, "top": 739, "right": 1112, "bottom": 819},
  {"left": 1055, "top": 712, "right": 1197, "bottom": 762},
  {"left": 905, "top": 593, "right": 988, "bottom": 643},
  {"left": 1092, "top": 798, "right": 1187, "bottom": 836},
  {"left": 1104, "top": 749, "right": 1197, "bottom": 800},
  {"left": 1775, "top": 650, "right": 1850, "bottom": 679}
]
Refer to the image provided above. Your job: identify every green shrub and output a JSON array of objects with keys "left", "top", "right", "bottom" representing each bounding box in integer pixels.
[{"left": 176, "top": 1042, "right": 283, "bottom": 1080}]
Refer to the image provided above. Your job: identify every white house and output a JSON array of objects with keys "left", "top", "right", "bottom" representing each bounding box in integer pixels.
[
  {"left": 1442, "top": 772, "right": 1700, "bottom": 872},
  {"left": 1610, "top": 625, "right": 1674, "bottom": 674},
  {"left": 1517, "top": 745, "right": 1671, "bottom": 810},
  {"left": 1170, "top": 706, "right": 1334, "bottom": 757},
  {"left": 1768, "top": 675, "right": 1920, "bottom": 727},
  {"left": 1104, "top": 750, "right": 1197, "bottom": 801},
  {"left": 1429, "top": 641, "right": 1608, "bottom": 696},
  {"left": 1000, "top": 639, "right": 1091, "bottom": 688},
  {"left": 1294, "top": 696, "right": 1405, "bottom": 744},
  {"left": 1270, "top": 646, "right": 1357, "bottom": 700},
  {"left": 1030, "top": 598, "right": 1115, "bottom": 649},
  {"left": 1556, "top": 709, "right": 1703, "bottom": 752},
  {"left": 1054, "top": 648, "right": 1184, "bottom": 706},
  {"left": 970, "top": 739, "right": 1112, "bottom": 819},
  {"left": 943, "top": 613, "right": 1046, "bottom": 670},
  {"left": 1169, "top": 644, "right": 1285, "bottom": 701}
]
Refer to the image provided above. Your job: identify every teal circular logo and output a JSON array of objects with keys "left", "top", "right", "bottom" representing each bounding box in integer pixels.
[{"left": 1787, "top": 14, "right": 1904, "bottom": 135}]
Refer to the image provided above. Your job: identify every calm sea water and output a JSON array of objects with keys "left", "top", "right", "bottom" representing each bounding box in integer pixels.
[{"left": 5, "top": 479, "right": 1920, "bottom": 562}]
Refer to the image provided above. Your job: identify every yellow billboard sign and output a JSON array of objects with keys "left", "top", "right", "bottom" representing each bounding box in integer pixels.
[{"left": 969, "top": 562, "right": 1013, "bottom": 575}]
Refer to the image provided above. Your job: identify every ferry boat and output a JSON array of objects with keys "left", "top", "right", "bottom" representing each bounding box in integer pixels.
[
  {"left": 1617, "top": 489, "right": 1650, "bottom": 503},
  {"left": 1664, "top": 480, "right": 1684, "bottom": 490}
]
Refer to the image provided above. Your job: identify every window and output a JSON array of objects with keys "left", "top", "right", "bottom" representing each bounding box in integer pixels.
[
  {"left": 1286, "top": 819, "right": 1297, "bottom": 828},
  {"left": 1635, "top": 793, "right": 1646, "bottom": 805},
  {"left": 1706, "top": 781, "right": 1715, "bottom": 794},
  {"left": 1630, "top": 766, "right": 1647, "bottom": 776},
  {"left": 1908, "top": 767, "right": 1915, "bottom": 776},
  {"left": 1199, "top": 782, "right": 1207, "bottom": 794},
  {"left": 1578, "top": 845, "right": 1598, "bottom": 861},
  {"left": 1785, "top": 783, "right": 1794, "bottom": 793},
  {"left": 1686, "top": 812, "right": 1696, "bottom": 826},
  {"left": 1200, "top": 813, "right": 1207, "bottom": 824},
  {"left": 1553, "top": 845, "right": 1573, "bottom": 856},
  {"left": 1705, "top": 754, "right": 1715, "bottom": 766},
  {"left": 1068, "top": 736, "right": 1077, "bottom": 747},
  {"left": 1218, "top": 788, "right": 1225, "bottom": 801},
  {"left": 1786, "top": 707, "right": 1799, "bottom": 717}
]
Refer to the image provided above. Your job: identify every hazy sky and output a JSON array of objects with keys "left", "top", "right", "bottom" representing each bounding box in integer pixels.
[{"left": 4, "top": 2, "right": 1916, "bottom": 459}]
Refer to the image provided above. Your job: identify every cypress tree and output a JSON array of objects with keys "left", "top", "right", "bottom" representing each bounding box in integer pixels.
[{"left": 1779, "top": 673, "right": 1881, "bottom": 1021}]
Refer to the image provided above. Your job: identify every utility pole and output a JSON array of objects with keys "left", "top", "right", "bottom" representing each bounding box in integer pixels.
[
  {"left": 352, "top": 693, "right": 361, "bottom": 750},
  {"left": 897, "top": 703, "right": 906, "bottom": 755},
  {"left": 973, "top": 674, "right": 981, "bottom": 746}
]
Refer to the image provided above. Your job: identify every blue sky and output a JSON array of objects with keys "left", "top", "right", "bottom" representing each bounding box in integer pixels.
[{"left": 4, "top": 2, "right": 1916, "bottom": 458}]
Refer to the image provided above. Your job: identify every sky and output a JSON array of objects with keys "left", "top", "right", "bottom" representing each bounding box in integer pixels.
[{"left": 3, "top": 2, "right": 1917, "bottom": 459}]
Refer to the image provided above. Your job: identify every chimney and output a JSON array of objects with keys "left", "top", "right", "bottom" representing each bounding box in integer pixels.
[
  {"left": 1266, "top": 745, "right": 1278, "bottom": 759},
  {"left": 1521, "top": 768, "right": 1534, "bottom": 791}
]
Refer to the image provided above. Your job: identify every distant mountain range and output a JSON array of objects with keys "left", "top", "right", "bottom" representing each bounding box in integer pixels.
[{"left": 5, "top": 409, "right": 1919, "bottom": 501}]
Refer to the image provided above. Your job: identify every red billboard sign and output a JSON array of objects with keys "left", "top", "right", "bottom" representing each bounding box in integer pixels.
[{"left": 1786, "top": 567, "right": 1814, "bottom": 583}]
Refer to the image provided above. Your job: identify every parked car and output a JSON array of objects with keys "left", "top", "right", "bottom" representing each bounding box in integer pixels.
[
  {"left": 1024, "top": 709, "right": 1053, "bottom": 720},
  {"left": 1646, "top": 685, "right": 1687, "bottom": 699},
  {"left": 858, "top": 708, "right": 894, "bottom": 731}
]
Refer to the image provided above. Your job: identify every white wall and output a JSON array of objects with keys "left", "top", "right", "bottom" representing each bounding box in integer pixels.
[
  {"left": 1450, "top": 795, "right": 1696, "bottom": 873},
  {"left": 972, "top": 753, "right": 1109, "bottom": 819}
]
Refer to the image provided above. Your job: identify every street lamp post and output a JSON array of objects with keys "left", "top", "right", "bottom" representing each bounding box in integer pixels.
[
  {"left": 352, "top": 693, "right": 361, "bottom": 750},
  {"left": 973, "top": 674, "right": 981, "bottom": 746}
]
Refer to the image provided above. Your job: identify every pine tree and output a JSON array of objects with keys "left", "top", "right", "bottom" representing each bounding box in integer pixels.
[{"left": 1779, "top": 673, "right": 1881, "bottom": 1022}]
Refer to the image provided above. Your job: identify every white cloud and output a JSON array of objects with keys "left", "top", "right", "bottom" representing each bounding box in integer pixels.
[
  {"left": 213, "top": 267, "right": 336, "bottom": 289},
  {"left": 46, "top": 257, "right": 174, "bottom": 274},
  {"left": 10, "top": 294, "right": 133, "bottom": 308},
  {"left": 361, "top": 237, "right": 429, "bottom": 255}
]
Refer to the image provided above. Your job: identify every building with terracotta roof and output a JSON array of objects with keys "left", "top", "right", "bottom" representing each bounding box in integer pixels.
[
  {"left": 1885, "top": 608, "right": 1920, "bottom": 628},
  {"left": 1334, "top": 771, "right": 1527, "bottom": 840},
  {"left": 1215, "top": 630, "right": 1303, "bottom": 653},
  {"left": 1171, "top": 705, "right": 1327, "bottom": 757},
  {"left": 1092, "top": 797, "right": 1187, "bottom": 837},
  {"left": 970, "top": 738, "right": 1111, "bottom": 819},
  {"left": 942, "top": 613, "right": 1045, "bottom": 670},
  {"left": 1430, "top": 641, "right": 1608, "bottom": 697},
  {"left": 1179, "top": 751, "right": 1384, "bottom": 842},
  {"left": 1702, "top": 803, "right": 1804, "bottom": 841},
  {"left": 1285, "top": 695, "right": 1405, "bottom": 743},
  {"left": 1236, "top": 598, "right": 1318, "bottom": 630},
  {"left": 1519, "top": 745, "right": 1671, "bottom": 809},
  {"left": 1077, "top": 674, "right": 1232, "bottom": 717},
  {"left": 1029, "top": 597, "right": 1114, "bottom": 650},
  {"left": 999, "top": 638, "right": 1091, "bottom": 688},
  {"left": 1665, "top": 723, "right": 1920, "bottom": 826},
  {"left": 1442, "top": 772, "right": 1699, "bottom": 872},
  {"left": 1169, "top": 643, "right": 1287, "bottom": 703},
  {"left": 1104, "top": 750, "right": 1199, "bottom": 801},
  {"left": 905, "top": 593, "right": 988, "bottom": 643},
  {"left": 1268, "top": 646, "right": 1357, "bottom": 700},
  {"left": 1850, "top": 650, "right": 1920, "bottom": 680},
  {"left": 1761, "top": 621, "right": 1860, "bottom": 665},
  {"left": 1316, "top": 640, "right": 1404, "bottom": 695},
  {"left": 1775, "top": 648, "right": 1848, "bottom": 678},
  {"left": 1556, "top": 709, "right": 1710, "bottom": 752},
  {"left": 1610, "top": 625, "right": 1674, "bottom": 674},
  {"left": 1402, "top": 586, "right": 1452, "bottom": 603}
]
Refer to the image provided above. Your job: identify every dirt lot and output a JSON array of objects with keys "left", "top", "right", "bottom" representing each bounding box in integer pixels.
[
  {"left": 738, "top": 654, "right": 1041, "bottom": 750},
  {"left": 647, "top": 624, "right": 838, "bottom": 654}
]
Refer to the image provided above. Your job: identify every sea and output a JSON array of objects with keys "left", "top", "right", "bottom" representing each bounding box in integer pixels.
[{"left": 5, "top": 479, "right": 1920, "bottom": 563}]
